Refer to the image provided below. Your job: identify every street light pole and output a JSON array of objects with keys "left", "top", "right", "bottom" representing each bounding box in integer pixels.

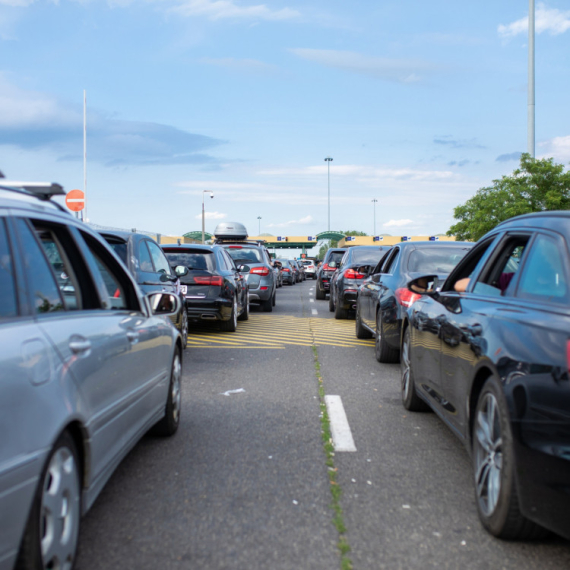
[
  {"left": 202, "top": 190, "right": 214, "bottom": 244},
  {"left": 371, "top": 199, "right": 378, "bottom": 235},
  {"left": 257, "top": 216, "right": 262, "bottom": 235},
  {"left": 324, "top": 157, "right": 333, "bottom": 231},
  {"left": 528, "top": 0, "right": 535, "bottom": 157}
]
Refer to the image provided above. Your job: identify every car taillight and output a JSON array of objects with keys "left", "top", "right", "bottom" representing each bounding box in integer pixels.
[
  {"left": 251, "top": 266, "right": 270, "bottom": 276},
  {"left": 282, "top": 268, "right": 290, "bottom": 272},
  {"left": 194, "top": 276, "right": 223, "bottom": 286},
  {"left": 344, "top": 268, "right": 365, "bottom": 279},
  {"left": 323, "top": 263, "right": 332, "bottom": 271},
  {"left": 229, "top": 245, "right": 243, "bottom": 249},
  {"left": 395, "top": 287, "right": 422, "bottom": 308}
]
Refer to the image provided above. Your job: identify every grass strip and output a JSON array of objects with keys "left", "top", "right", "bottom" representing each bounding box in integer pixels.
[{"left": 312, "top": 344, "right": 353, "bottom": 570}]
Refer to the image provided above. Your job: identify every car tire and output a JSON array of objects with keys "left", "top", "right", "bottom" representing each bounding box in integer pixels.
[
  {"left": 375, "top": 310, "right": 399, "bottom": 363},
  {"left": 355, "top": 304, "right": 372, "bottom": 339},
  {"left": 335, "top": 298, "right": 349, "bottom": 319},
  {"left": 180, "top": 309, "right": 188, "bottom": 349},
  {"left": 316, "top": 286, "right": 325, "bottom": 300},
  {"left": 472, "top": 377, "right": 548, "bottom": 539},
  {"left": 272, "top": 291, "right": 276, "bottom": 306},
  {"left": 17, "top": 432, "right": 81, "bottom": 570},
  {"left": 153, "top": 348, "right": 182, "bottom": 436},
  {"left": 328, "top": 291, "right": 335, "bottom": 312},
  {"left": 262, "top": 295, "right": 273, "bottom": 312},
  {"left": 400, "top": 327, "right": 428, "bottom": 411},
  {"left": 238, "top": 294, "right": 249, "bottom": 321},
  {"left": 220, "top": 296, "right": 238, "bottom": 331}
]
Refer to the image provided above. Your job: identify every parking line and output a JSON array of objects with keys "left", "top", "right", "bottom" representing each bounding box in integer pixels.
[{"left": 324, "top": 395, "right": 357, "bottom": 452}]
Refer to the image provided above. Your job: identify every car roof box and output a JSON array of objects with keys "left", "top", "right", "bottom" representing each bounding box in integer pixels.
[{"left": 214, "top": 222, "right": 248, "bottom": 240}]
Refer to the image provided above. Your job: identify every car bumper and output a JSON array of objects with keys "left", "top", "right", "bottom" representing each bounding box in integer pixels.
[{"left": 185, "top": 297, "right": 233, "bottom": 321}]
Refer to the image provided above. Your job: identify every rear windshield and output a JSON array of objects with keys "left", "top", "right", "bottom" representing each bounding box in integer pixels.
[
  {"left": 327, "top": 251, "right": 345, "bottom": 263},
  {"left": 276, "top": 259, "right": 290, "bottom": 266},
  {"left": 352, "top": 249, "right": 386, "bottom": 265},
  {"left": 225, "top": 246, "right": 263, "bottom": 264},
  {"left": 406, "top": 246, "right": 470, "bottom": 274},
  {"left": 164, "top": 251, "right": 215, "bottom": 271}
]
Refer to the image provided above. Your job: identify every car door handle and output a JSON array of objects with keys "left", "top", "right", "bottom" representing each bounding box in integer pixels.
[
  {"left": 126, "top": 331, "right": 139, "bottom": 344},
  {"left": 69, "top": 336, "right": 91, "bottom": 354}
]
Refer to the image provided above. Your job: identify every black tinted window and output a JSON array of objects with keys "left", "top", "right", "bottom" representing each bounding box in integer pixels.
[
  {"left": 328, "top": 251, "right": 345, "bottom": 264},
  {"left": 352, "top": 249, "right": 386, "bottom": 265},
  {"left": 225, "top": 246, "right": 262, "bottom": 263},
  {"left": 16, "top": 218, "right": 64, "bottom": 314},
  {"left": 0, "top": 219, "right": 17, "bottom": 318},
  {"left": 164, "top": 251, "right": 215, "bottom": 271},
  {"left": 107, "top": 240, "right": 128, "bottom": 264},
  {"left": 407, "top": 247, "right": 470, "bottom": 274}
]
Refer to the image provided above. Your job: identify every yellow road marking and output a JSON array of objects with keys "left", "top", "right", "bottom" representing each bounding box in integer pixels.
[{"left": 187, "top": 314, "right": 375, "bottom": 349}]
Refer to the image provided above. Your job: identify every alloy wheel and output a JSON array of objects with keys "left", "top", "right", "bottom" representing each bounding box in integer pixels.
[{"left": 171, "top": 353, "right": 182, "bottom": 424}]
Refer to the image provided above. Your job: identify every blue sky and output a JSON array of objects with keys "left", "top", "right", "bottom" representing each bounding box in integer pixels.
[{"left": 2, "top": 0, "right": 570, "bottom": 239}]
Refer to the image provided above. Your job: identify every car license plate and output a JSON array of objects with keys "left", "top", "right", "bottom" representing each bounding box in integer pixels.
[{"left": 180, "top": 285, "right": 187, "bottom": 294}]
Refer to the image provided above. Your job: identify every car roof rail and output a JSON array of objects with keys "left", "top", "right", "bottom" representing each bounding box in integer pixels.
[
  {"left": 1, "top": 181, "right": 66, "bottom": 201},
  {"left": 214, "top": 238, "right": 266, "bottom": 246}
]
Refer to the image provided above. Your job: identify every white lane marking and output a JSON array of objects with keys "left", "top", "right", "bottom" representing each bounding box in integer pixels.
[
  {"left": 309, "top": 298, "right": 315, "bottom": 303},
  {"left": 220, "top": 388, "right": 245, "bottom": 396},
  {"left": 311, "top": 308, "right": 318, "bottom": 315},
  {"left": 325, "top": 395, "right": 357, "bottom": 452}
]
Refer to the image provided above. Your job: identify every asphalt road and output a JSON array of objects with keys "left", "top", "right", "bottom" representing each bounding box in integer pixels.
[{"left": 76, "top": 279, "right": 570, "bottom": 570}]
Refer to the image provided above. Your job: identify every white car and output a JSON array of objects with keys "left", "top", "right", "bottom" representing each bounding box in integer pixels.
[{"left": 301, "top": 260, "right": 317, "bottom": 279}]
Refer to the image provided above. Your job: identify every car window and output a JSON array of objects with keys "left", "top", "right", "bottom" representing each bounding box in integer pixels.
[
  {"left": 164, "top": 251, "right": 215, "bottom": 271},
  {"left": 225, "top": 246, "right": 262, "bottom": 264},
  {"left": 105, "top": 238, "right": 128, "bottom": 264},
  {"left": 382, "top": 249, "right": 400, "bottom": 274},
  {"left": 15, "top": 218, "right": 64, "bottom": 314},
  {"left": 472, "top": 236, "right": 529, "bottom": 297},
  {"left": 33, "top": 224, "right": 83, "bottom": 311},
  {"left": 147, "top": 240, "right": 172, "bottom": 275},
  {"left": 516, "top": 234, "right": 568, "bottom": 303},
  {"left": 222, "top": 250, "right": 237, "bottom": 270},
  {"left": 138, "top": 240, "right": 154, "bottom": 272},
  {"left": 406, "top": 246, "right": 471, "bottom": 274},
  {"left": 0, "top": 219, "right": 18, "bottom": 319},
  {"left": 352, "top": 249, "right": 386, "bottom": 265},
  {"left": 328, "top": 251, "right": 345, "bottom": 264}
]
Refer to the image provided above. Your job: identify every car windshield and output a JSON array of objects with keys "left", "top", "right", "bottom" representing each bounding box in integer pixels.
[
  {"left": 164, "top": 251, "right": 215, "bottom": 271},
  {"left": 352, "top": 249, "right": 386, "bottom": 265},
  {"left": 406, "top": 246, "right": 470, "bottom": 273},
  {"left": 225, "top": 246, "right": 263, "bottom": 264}
]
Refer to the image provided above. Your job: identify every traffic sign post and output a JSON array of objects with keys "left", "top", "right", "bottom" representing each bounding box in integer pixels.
[{"left": 65, "top": 189, "right": 85, "bottom": 213}]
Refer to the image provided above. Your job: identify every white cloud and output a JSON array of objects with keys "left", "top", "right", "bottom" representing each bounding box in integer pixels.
[
  {"left": 498, "top": 3, "right": 570, "bottom": 38},
  {"left": 289, "top": 49, "right": 436, "bottom": 84},
  {"left": 538, "top": 135, "right": 570, "bottom": 162},
  {"left": 169, "top": 0, "right": 299, "bottom": 21},
  {"left": 0, "top": 0, "right": 35, "bottom": 5},
  {"left": 384, "top": 219, "right": 414, "bottom": 228},
  {"left": 267, "top": 215, "right": 313, "bottom": 228},
  {"left": 194, "top": 211, "right": 227, "bottom": 220}
]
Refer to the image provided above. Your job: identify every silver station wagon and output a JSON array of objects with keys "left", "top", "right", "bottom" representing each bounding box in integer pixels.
[{"left": 0, "top": 182, "right": 184, "bottom": 570}]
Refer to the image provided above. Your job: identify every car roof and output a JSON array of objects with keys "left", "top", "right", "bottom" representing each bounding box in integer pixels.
[
  {"left": 496, "top": 210, "right": 570, "bottom": 237},
  {"left": 162, "top": 244, "right": 215, "bottom": 253}
]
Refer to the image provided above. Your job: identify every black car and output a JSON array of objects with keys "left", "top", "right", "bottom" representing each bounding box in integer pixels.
[
  {"left": 276, "top": 259, "right": 296, "bottom": 285},
  {"left": 100, "top": 230, "right": 188, "bottom": 348},
  {"left": 400, "top": 211, "right": 570, "bottom": 540},
  {"left": 328, "top": 245, "right": 390, "bottom": 319},
  {"left": 162, "top": 244, "right": 249, "bottom": 332},
  {"left": 315, "top": 248, "right": 347, "bottom": 300},
  {"left": 356, "top": 241, "right": 472, "bottom": 362}
]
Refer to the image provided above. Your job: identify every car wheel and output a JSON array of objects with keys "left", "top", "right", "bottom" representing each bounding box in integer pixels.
[
  {"left": 153, "top": 348, "right": 182, "bottom": 436},
  {"left": 328, "top": 291, "right": 335, "bottom": 312},
  {"left": 220, "top": 296, "right": 238, "bottom": 331},
  {"left": 272, "top": 291, "right": 276, "bottom": 306},
  {"left": 316, "top": 286, "right": 325, "bottom": 300},
  {"left": 401, "top": 327, "right": 428, "bottom": 411},
  {"left": 180, "top": 309, "right": 188, "bottom": 349},
  {"left": 472, "top": 378, "right": 547, "bottom": 539},
  {"left": 238, "top": 294, "right": 249, "bottom": 321},
  {"left": 375, "top": 310, "right": 400, "bottom": 363},
  {"left": 355, "top": 304, "right": 372, "bottom": 339},
  {"left": 334, "top": 297, "right": 349, "bottom": 319},
  {"left": 262, "top": 295, "right": 273, "bottom": 312},
  {"left": 17, "top": 432, "right": 81, "bottom": 570}
]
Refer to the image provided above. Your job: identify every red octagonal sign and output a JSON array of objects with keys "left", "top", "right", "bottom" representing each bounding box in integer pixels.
[{"left": 66, "top": 189, "right": 85, "bottom": 212}]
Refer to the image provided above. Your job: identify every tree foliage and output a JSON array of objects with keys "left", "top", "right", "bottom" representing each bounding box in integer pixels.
[
  {"left": 447, "top": 154, "right": 570, "bottom": 241},
  {"left": 317, "top": 230, "right": 368, "bottom": 259}
]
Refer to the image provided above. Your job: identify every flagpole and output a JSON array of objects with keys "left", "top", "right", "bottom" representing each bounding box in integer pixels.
[{"left": 83, "top": 89, "right": 87, "bottom": 221}]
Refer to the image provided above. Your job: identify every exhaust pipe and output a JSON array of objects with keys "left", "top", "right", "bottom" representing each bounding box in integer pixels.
[
  {"left": 352, "top": 304, "right": 357, "bottom": 310},
  {"left": 201, "top": 314, "right": 217, "bottom": 320}
]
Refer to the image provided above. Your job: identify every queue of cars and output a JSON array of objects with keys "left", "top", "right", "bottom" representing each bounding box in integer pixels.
[{"left": 0, "top": 182, "right": 185, "bottom": 570}]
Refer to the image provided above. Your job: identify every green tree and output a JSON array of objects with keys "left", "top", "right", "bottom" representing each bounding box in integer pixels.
[
  {"left": 317, "top": 230, "right": 368, "bottom": 258},
  {"left": 448, "top": 154, "right": 570, "bottom": 241}
]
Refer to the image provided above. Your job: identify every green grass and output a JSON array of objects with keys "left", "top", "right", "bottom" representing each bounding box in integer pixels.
[{"left": 311, "top": 344, "right": 353, "bottom": 570}]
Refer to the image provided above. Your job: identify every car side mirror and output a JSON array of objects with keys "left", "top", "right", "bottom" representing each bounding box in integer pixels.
[
  {"left": 148, "top": 292, "right": 181, "bottom": 316},
  {"left": 328, "top": 261, "right": 337, "bottom": 269},
  {"left": 371, "top": 273, "right": 381, "bottom": 283},
  {"left": 175, "top": 265, "right": 189, "bottom": 277},
  {"left": 238, "top": 264, "right": 251, "bottom": 273}
]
